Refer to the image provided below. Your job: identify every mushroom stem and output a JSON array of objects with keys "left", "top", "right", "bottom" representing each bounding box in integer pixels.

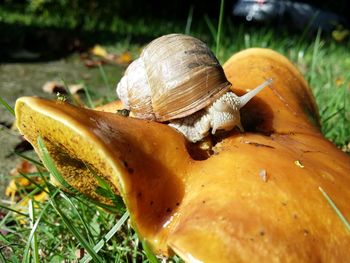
[{"left": 238, "top": 78, "right": 273, "bottom": 109}]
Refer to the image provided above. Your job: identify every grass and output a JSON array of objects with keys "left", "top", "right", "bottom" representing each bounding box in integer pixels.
[
  {"left": 319, "top": 187, "right": 350, "bottom": 232},
  {"left": 1, "top": 3, "right": 350, "bottom": 262}
]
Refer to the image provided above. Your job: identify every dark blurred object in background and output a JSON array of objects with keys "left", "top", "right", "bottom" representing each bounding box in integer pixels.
[
  {"left": 232, "top": 0, "right": 349, "bottom": 34},
  {"left": 1, "top": 0, "right": 349, "bottom": 61}
]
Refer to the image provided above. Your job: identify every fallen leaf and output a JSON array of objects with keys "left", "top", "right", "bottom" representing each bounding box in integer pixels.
[
  {"left": 83, "top": 58, "right": 105, "bottom": 68},
  {"left": 115, "top": 51, "right": 133, "bottom": 65},
  {"left": 91, "top": 45, "right": 108, "bottom": 58},
  {"left": 67, "top": 84, "right": 84, "bottom": 94},
  {"left": 6, "top": 160, "right": 38, "bottom": 200},
  {"left": 332, "top": 29, "right": 350, "bottom": 42},
  {"left": 42, "top": 81, "right": 66, "bottom": 94},
  {"left": 75, "top": 248, "right": 85, "bottom": 260},
  {"left": 5, "top": 160, "right": 48, "bottom": 224},
  {"left": 42, "top": 81, "right": 84, "bottom": 95},
  {"left": 335, "top": 77, "right": 345, "bottom": 86}
]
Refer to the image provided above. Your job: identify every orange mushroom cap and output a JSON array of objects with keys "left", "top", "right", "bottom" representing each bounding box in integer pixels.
[{"left": 15, "top": 48, "right": 350, "bottom": 262}]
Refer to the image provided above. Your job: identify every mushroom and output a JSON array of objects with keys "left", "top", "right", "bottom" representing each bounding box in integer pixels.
[{"left": 15, "top": 48, "right": 350, "bottom": 262}]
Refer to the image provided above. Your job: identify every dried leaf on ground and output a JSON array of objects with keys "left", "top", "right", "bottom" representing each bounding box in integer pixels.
[{"left": 42, "top": 81, "right": 84, "bottom": 95}]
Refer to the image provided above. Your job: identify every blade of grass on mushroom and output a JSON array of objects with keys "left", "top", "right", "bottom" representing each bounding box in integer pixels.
[
  {"left": 37, "top": 136, "right": 122, "bottom": 213},
  {"left": 0, "top": 96, "right": 15, "bottom": 116},
  {"left": 87, "top": 164, "right": 125, "bottom": 213},
  {"left": 38, "top": 137, "right": 135, "bottom": 262},
  {"left": 80, "top": 211, "right": 129, "bottom": 263},
  {"left": 319, "top": 186, "right": 350, "bottom": 232}
]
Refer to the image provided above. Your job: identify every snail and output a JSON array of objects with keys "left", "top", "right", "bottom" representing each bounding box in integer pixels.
[{"left": 116, "top": 34, "right": 272, "bottom": 142}]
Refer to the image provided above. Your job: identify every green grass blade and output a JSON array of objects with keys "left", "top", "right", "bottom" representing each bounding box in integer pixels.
[
  {"left": 319, "top": 187, "right": 350, "bottom": 232},
  {"left": 49, "top": 194, "right": 104, "bottom": 263},
  {"left": 87, "top": 165, "right": 125, "bottom": 213},
  {"left": 36, "top": 135, "right": 126, "bottom": 261},
  {"left": 23, "top": 196, "right": 53, "bottom": 263},
  {"left": 60, "top": 191, "right": 95, "bottom": 244},
  {"left": 19, "top": 172, "right": 48, "bottom": 194},
  {"left": 61, "top": 77, "right": 79, "bottom": 106},
  {"left": 204, "top": 15, "right": 217, "bottom": 42},
  {"left": 80, "top": 211, "right": 129, "bottom": 263},
  {"left": 142, "top": 240, "right": 159, "bottom": 263},
  {"left": 37, "top": 136, "right": 78, "bottom": 194},
  {"left": 185, "top": 6, "right": 194, "bottom": 35},
  {"left": 297, "top": 11, "right": 320, "bottom": 49},
  {"left": 309, "top": 28, "right": 321, "bottom": 86},
  {"left": 98, "top": 64, "right": 112, "bottom": 100},
  {"left": 0, "top": 203, "right": 28, "bottom": 217},
  {"left": 36, "top": 136, "right": 104, "bottom": 261},
  {"left": 28, "top": 200, "right": 40, "bottom": 263},
  {"left": 83, "top": 83, "right": 95, "bottom": 108},
  {"left": 14, "top": 151, "right": 44, "bottom": 167},
  {"left": 322, "top": 107, "right": 345, "bottom": 124},
  {"left": 0, "top": 250, "right": 6, "bottom": 263},
  {"left": 0, "top": 97, "right": 15, "bottom": 116},
  {"left": 215, "top": 0, "right": 225, "bottom": 56}
]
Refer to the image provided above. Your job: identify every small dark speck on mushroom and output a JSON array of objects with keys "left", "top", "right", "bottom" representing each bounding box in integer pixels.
[
  {"left": 260, "top": 231, "right": 265, "bottom": 236},
  {"left": 166, "top": 208, "right": 172, "bottom": 213},
  {"left": 150, "top": 201, "right": 154, "bottom": 206},
  {"left": 127, "top": 167, "right": 134, "bottom": 174},
  {"left": 122, "top": 160, "right": 128, "bottom": 167},
  {"left": 176, "top": 202, "right": 180, "bottom": 206}
]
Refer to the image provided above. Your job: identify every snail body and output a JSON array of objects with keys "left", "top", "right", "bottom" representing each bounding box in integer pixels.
[{"left": 117, "top": 34, "right": 272, "bottom": 142}]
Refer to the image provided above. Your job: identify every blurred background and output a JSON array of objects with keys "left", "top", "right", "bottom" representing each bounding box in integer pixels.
[{"left": 1, "top": 0, "right": 349, "bottom": 61}]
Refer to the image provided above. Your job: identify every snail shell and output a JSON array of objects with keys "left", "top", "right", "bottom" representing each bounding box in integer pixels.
[
  {"left": 116, "top": 34, "right": 231, "bottom": 121},
  {"left": 116, "top": 34, "right": 272, "bottom": 142}
]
